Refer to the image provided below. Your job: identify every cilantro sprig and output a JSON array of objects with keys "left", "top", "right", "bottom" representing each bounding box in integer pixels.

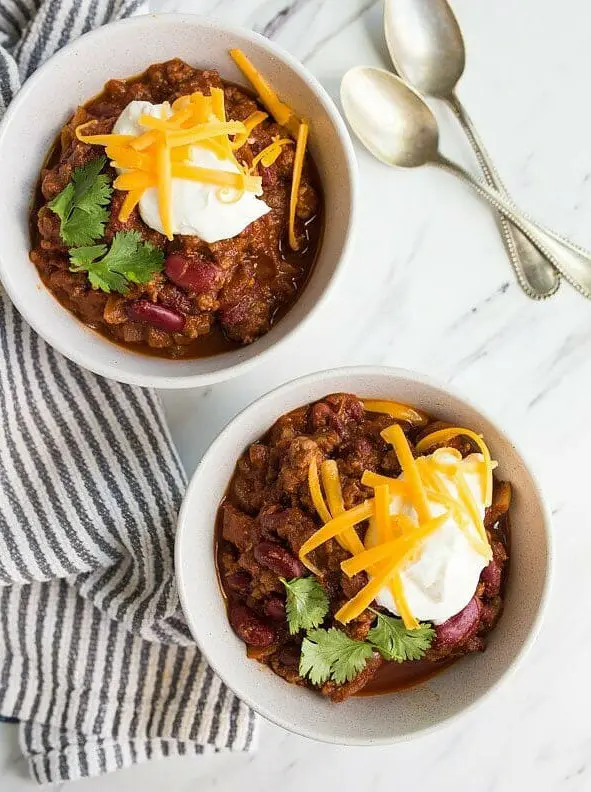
[
  {"left": 281, "top": 576, "right": 330, "bottom": 634},
  {"left": 285, "top": 574, "right": 435, "bottom": 686},
  {"left": 69, "top": 231, "right": 164, "bottom": 294},
  {"left": 48, "top": 156, "right": 112, "bottom": 246},
  {"left": 299, "top": 628, "right": 374, "bottom": 686},
  {"left": 367, "top": 609, "right": 435, "bottom": 663}
]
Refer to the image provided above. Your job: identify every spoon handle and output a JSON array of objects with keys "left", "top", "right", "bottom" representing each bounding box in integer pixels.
[
  {"left": 435, "top": 155, "right": 591, "bottom": 299},
  {"left": 447, "top": 92, "right": 559, "bottom": 300}
]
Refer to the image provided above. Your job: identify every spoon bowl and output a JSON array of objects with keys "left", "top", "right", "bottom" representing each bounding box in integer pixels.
[
  {"left": 339, "top": 64, "right": 591, "bottom": 299},
  {"left": 383, "top": 0, "right": 561, "bottom": 299},
  {"left": 384, "top": 0, "right": 465, "bottom": 98},
  {"left": 340, "top": 66, "right": 439, "bottom": 168}
]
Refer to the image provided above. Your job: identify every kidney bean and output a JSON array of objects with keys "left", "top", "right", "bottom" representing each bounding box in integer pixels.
[
  {"left": 264, "top": 597, "right": 286, "bottom": 621},
  {"left": 254, "top": 541, "right": 304, "bottom": 579},
  {"left": 229, "top": 604, "right": 275, "bottom": 647},
  {"left": 165, "top": 253, "right": 222, "bottom": 292},
  {"left": 126, "top": 300, "right": 185, "bottom": 332},
  {"left": 480, "top": 560, "right": 502, "bottom": 598},
  {"left": 225, "top": 571, "right": 252, "bottom": 597},
  {"left": 433, "top": 597, "right": 481, "bottom": 650}
]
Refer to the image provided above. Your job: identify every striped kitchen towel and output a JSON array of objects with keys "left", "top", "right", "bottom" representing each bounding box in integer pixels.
[{"left": 0, "top": 0, "right": 256, "bottom": 783}]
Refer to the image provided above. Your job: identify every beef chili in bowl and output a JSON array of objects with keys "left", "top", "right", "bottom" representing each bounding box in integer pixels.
[
  {"left": 0, "top": 15, "right": 355, "bottom": 387},
  {"left": 217, "top": 394, "right": 511, "bottom": 702},
  {"left": 176, "top": 367, "right": 551, "bottom": 743},
  {"left": 30, "top": 55, "right": 323, "bottom": 358}
]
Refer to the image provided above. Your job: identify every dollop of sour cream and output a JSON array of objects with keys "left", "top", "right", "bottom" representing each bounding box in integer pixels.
[
  {"left": 364, "top": 451, "right": 489, "bottom": 625},
  {"left": 112, "top": 101, "right": 271, "bottom": 243}
]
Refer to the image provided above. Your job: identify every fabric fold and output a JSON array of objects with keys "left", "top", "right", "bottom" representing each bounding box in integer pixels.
[{"left": 0, "top": 1, "right": 257, "bottom": 782}]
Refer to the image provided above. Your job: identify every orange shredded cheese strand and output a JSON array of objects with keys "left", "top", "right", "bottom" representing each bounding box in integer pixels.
[
  {"left": 106, "top": 145, "right": 152, "bottom": 171},
  {"left": 172, "top": 95, "right": 191, "bottom": 111},
  {"left": 360, "top": 471, "right": 408, "bottom": 497},
  {"left": 320, "top": 461, "right": 365, "bottom": 556},
  {"left": 76, "top": 129, "right": 135, "bottom": 146},
  {"left": 156, "top": 140, "right": 173, "bottom": 240},
  {"left": 167, "top": 107, "right": 195, "bottom": 128},
  {"left": 231, "top": 110, "right": 268, "bottom": 150},
  {"left": 455, "top": 471, "right": 492, "bottom": 559},
  {"left": 137, "top": 114, "right": 174, "bottom": 131},
  {"left": 341, "top": 538, "right": 401, "bottom": 577},
  {"left": 390, "top": 575, "right": 419, "bottom": 630},
  {"left": 210, "top": 87, "right": 236, "bottom": 163},
  {"left": 171, "top": 164, "right": 261, "bottom": 192},
  {"left": 415, "top": 427, "right": 493, "bottom": 507},
  {"left": 288, "top": 121, "right": 308, "bottom": 251},
  {"left": 308, "top": 458, "right": 332, "bottom": 526},
  {"left": 114, "top": 172, "right": 156, "bottom": 190},
  {"left": 431, "top": 446, "right": 463, "bottom": 474},
  {"left": 363, "top": 400, "right": 429, "bottom": 427},
  {"left": 169, "top": 145, "right": 192, "bottom": 162},
  {"left": 417, "top": 457, "right": 491, "bottom": 558},
  {"left": 299, "top": 500, "right": 374, "bottom": 564},
  {"left": 251, "top": 138, "right": 293, "bottom": 170},
  {"left": 118, "top": 189, "right": 143, "bottom": 223},
  {"left": 229, "top": 49, "right": 299, "bottom": 137},
  {"left": 210, "top": 88, "right": 226, "bottom": 121},
  {"left": 335, "top": 514, "right": 448, "bottom": 623},
  {"left": 374, "top": 485, "right": 392, "bottom": 545},
  {"left": 381, "top": 424, "right": 431, "bottom": 524},
  {"left": 160, "top": 121, "right": 247, "bottom": 147},
  {"left": 130, "top": 130, "right": 160, "bottom": 151},
  {"left": 188, "top": 93, "right": 213, "bottom": 123}
]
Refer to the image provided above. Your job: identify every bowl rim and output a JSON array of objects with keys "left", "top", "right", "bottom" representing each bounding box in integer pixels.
[
  {"left": 175, "top": 364, "right": 554, "bottom": 745},
  {"left": 0, "top": 13, "right": 358, "bottom": 389}
]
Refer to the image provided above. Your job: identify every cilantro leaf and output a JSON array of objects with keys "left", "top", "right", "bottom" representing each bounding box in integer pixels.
[
  {"left": 48, "top": 156, "right": 112, "bottom": 246},
  {"left": 69, "top": 231, "right": 164, "bottom": 294},
  {"left": 281, "top": 576, "right": 330, "bottom": 634},
  {"left": 299, "top": 628, "right": 374, "bottom": 686},
  {"left": 367, "top": 610, "right": 435, "bottom": 662}
]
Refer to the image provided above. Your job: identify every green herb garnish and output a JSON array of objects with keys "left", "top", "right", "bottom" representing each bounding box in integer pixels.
[
  {"left": 299, "top": 628, "right": 374, "bottom": 686},
  {"left": 281, "top": 576, "right": 330, "bottom": 635},
  {"left": 48, "top": 156, "right": 112, "bottom": 246},
  {"left": 69, "top": 231, "right": 164, "bottom": 294},
  {"left": 367, "top": 609, "right": 435, "bottom": 662}
]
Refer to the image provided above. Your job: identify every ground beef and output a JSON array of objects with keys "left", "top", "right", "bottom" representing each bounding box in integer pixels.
[
  {"left": 30, "top": 59, "right": 323, "bottom": 358},
  {"left": 217, "top": 394, "right": 511, "bottom": 702}
]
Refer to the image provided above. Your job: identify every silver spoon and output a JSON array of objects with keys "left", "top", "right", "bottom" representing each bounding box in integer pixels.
[
  {"left": 340, "top": 66, "right": 591, "bottom": 299},
  {"left": 383, "top": 0, "right": 558, "bottom": 299}
]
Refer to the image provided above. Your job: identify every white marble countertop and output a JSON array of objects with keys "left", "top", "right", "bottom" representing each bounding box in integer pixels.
[{"left": 3, "top": 0, "right": 591, "bottom": 788}]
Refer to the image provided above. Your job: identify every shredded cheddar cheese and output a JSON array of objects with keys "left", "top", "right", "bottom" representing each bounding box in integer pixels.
[
  {"left": 288, "top": 121, "right": 309, "bottom": 251},
  {"left": 229, "top": 49, "right": 300, "bottom": 137},
  {"left": 320, "top": 461, "right": 365, "bottom": 556},
  {"left": 360, "top": 470, "right": 408, "bottom": 496},
  {"left": 334, "top": 514, "right": 449, "bottom": 624},
  {"left": 363, "top": 400, "right": 429, "bottom": 426},
  {"left": 302, "top": 406, "right": 495, "bottom": 629},
  {"left": 390, "top": 575, "right": 419, "bottom": 630},
  {"left": 231, "top": 110, "right": 268, "bottom": 150},
  {"left": 75, "top": 89, "right": 266, "bottom": 240},
  {"left": 415, "top": 427, "right": 494, "bottom": 507},
  {"left": 251, "top": 137, "right": 293, "bottom": 170},
  {"left": 455, "top": 471, "right": 492, "bottom": 559},
  {"left": 308, "top": 457, "right": 332, "bottom": 526},
  {"left": 298, "top": 500, "right": 374, "bottom": 563},
  {"left": 381, "top": 424, "right": 432, "bottom": 524}
]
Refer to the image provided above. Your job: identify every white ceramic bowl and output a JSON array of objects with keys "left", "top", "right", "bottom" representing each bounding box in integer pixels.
[
  {"left": 0, "top": 14, "right": 356, "bottom": 388},
  {"left": 176, "top": 366, "right": 552, "bottom": 745}
]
